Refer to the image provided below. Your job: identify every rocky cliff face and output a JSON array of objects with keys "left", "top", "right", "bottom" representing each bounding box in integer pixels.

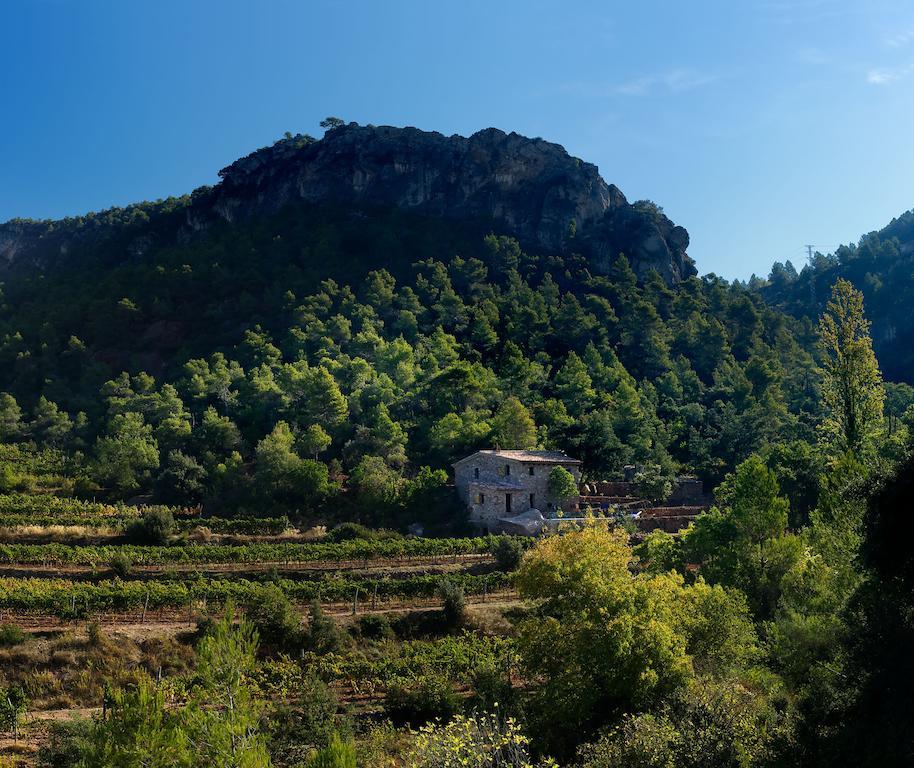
[{"left": 0, "top": 123, "right": 696, "bottom": 283}]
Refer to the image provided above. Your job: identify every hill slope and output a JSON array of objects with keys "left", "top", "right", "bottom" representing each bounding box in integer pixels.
[
  {"left": 0, "top": 123, "right": 825, "bottom": 524},
  {"left": 762, "top": 209, "right": 914, "bottom": 382}
]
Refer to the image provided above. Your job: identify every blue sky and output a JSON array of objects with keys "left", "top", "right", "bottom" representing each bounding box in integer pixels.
[{"left": 3, "top": 0, "right": 914, "bottom": 279}]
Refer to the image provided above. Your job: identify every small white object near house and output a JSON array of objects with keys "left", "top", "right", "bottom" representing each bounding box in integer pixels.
[
  {"left": 453, "top": 449, "right": 582, "bottom": 533},
  {"left": 499, "top": 508, "right": 547, "bottom": 536}
]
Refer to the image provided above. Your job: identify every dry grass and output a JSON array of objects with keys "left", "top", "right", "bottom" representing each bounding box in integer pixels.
[
  {"left": 0, "top": 525, "right": 119, "bottom": 543},
  {"left": 0, "top": 624, "right": 195, "bottom": 711}
]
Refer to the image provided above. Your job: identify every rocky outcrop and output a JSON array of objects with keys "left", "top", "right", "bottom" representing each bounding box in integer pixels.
[
  {"left": 205, "top": 124, "right": 695, "bottom": 282},
  {"left": 0, "top": 123, "right": 696, "bottom": 283}
]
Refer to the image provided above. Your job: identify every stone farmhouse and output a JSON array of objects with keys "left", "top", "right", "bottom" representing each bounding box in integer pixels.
[{"left": 453, "top": 450, "right": 582, "bottom": 532}]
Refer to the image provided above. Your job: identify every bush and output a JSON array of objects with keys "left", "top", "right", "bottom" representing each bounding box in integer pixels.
[
  {"left": 267, "top": 674, "right": 341, "bottom": 762},
  {"left": 87, "top": 621, "right": 103, "bottom": 647},
  {"left": 305, "top": 600, "right": 346, "bottom": 655},
  {"left": 36, "top": 718, "right": 94, "bottom": 768},
  {"left": 469, "top": 662, "right": 516, "bottom": 713},
  {"left": 0, "top": 624, "right": 27, "bottom": 647},
  {"left": 306, "top": 733, "right": 356, "bottom": 768},
  {"left": 108, "top": 552, "right": 133, "bottom": 578},
  {"left": 326, "top": 522, "right": 376, "bottom": 542},
  {"left": 325, "top": 522, "right": 402, "bottom": 543},
  {"left": 128, "top": 508, "right": 175, "bottom": 545},
  {"left": 438, "top": 579, "right": 466, "bottom": 630},
  {"left": 491, "top": 536, "right": 524, "bottom": 571},
  {"left": 246, "top": 584, "right": 303, "bottom": 650},
  {"left": 385, "top": 674, "right": 459, "bottom": 727},
  {"left": 354, "top": 614, "right": 394, "bottom": 642},
  {"left": 405, "top": 712, "right": 542, "bottom": 768}
]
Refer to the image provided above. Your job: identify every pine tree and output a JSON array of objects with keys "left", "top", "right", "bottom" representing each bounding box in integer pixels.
[{"left": 491, "top": 396, "right": 537, "bottom": 449}]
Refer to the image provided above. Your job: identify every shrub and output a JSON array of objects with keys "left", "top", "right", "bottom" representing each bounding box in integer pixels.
[
  {"left": 267, "top": 675, "right": 340, "bottom": 762},
  {"left": 385, "top": 674, "right": 459, "bottom": 727},
  {"left": 87, "top": 621, "right": 103, "bottom": 647},
  {"left": 438, "top": 579, "right": 466, "bottom": 630},
  {"left": 306, "top": 733, "right": 356, "bottom": 768},
  {"left": 326, "top": 522, "right": 375, "bottom": 542},
  {"left": 36, "top": 718, "right": 94, "bottom": 768},
  {"left": 469, "top": 662, "right": 516, "bottom": 713},
  {"left": 354, "top": 614, "right": 394, "bottom": 642},
  {"left": 491, "top": 536, "right": 524, "bottom": 571},
  {"left": 326, "top": 522, "right": 402, "bottom": 543},
  {"left": 0, "top": 624, "right": 27, "bottom": 647},
  {"left": 405, "top": 712, "right": 549, "bottom": 768},
  {"left": 305, "top": 600, "right": 346, "bottom": 655},
  {"left": 128, "top": 508, "right": 175, "bottom": 545},
  {"left": 246, "top": 584, "right": 303, "bottom": 650},
  {"left": 108, "top": 552, "right": 133, "bottom": 578}
]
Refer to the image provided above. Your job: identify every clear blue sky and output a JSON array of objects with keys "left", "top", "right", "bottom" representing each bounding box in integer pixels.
[{"left": 3, "top": 0, "right": 914, "bottom": 280}]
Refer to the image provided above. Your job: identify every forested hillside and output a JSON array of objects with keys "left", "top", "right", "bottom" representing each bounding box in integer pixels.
[
  {"left": 762, "top": 209, "right": 914, "bottom": 382},
  {"left": 0, "top": 125, "right": 884, "bottom": 525}
]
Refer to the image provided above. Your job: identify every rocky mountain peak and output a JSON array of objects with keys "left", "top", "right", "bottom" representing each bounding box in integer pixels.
[{"left": 0, "top": 123, "right": 696, "bottom": 283}]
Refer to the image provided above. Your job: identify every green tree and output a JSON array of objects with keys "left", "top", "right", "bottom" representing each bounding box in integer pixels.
[
  {"left": 0, "top": 393, "right": 22, "bottom": 441},
  {"left": 31, "top": 396, "right": 73, "bottom": 447},
  {"left": 305, "top": 733, "right": 356, "bottom": 768},
  {"left": 94, "top": 412, "right": 160, "bottom": 493},
  {"left": 490, "top": 396, "right": 537, "bottom": 449},
  {"left": 517, "top": 528, "right": 672, "bottom": 754},
  {"left": 818, "top": 278, "right": 885, "bottom": 455},
  {"left": 156, "top": 450, "right": 207, "bottom": 504},
  {"left": 77, "top": 681, "right": 191, "bottom": 768},
  {"left": 299, "top": 424, "right": 331, "bottom": 459},
  {"left": 185, "top": 608, "right": 272, "bottom": 767},
  {"left": 546, "top": 466, "right": 578, "bottom": 511}
]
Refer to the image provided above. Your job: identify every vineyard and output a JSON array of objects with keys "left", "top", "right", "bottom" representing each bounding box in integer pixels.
[{"left": 0, "top": 490, "right": 533, "bottom": 765}]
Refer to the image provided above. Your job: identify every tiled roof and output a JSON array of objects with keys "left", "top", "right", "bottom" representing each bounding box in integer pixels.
[{"left": 454, "top": 449, "right": 581, "bottom": 466}]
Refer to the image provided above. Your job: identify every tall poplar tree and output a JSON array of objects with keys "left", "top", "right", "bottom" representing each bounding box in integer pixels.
[{"left": 818, "top": 279, "right": 884, "bottom": 455}]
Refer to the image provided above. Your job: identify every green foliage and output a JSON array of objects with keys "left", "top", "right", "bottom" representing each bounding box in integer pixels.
[
  {"left": 681, "top": 455, "right": 803, "bottom": 620},
  {"left": 185, "top": 607, "right": 272, "bottom": 767},
  {"left": 305, "top": 733, "right": 356, "bottom": 768},
  {"left": 94, "top": 412, "right": 160, "bottom": 493},
  {"left": 385, "top": 674, "right": 459, "bottom": 727},
  {"left": 304, "top": 600, "right": 346, "bottom": 655},
  {"left": 0, "top": 623, "right": 27, "bottom": 647},
  {"left": 245, "top": 584, "right": 303, "bottom": 651},
  {"left": 490, "top": 397, "right": 537, "bottom": 449},
  {"left": 37, "top": 719, "right": 95, "bottom": 768},
  {"left": 576, "top": 679, "right": 781, "bottom": 768},
  {"left": 353, "top": 614, "right": 394, "bottom": 642},
  {"left": 437, "top": 578, "right": 467, "bottom": 630},
  {"left": 405, "top": 712, "right": 552, "bottom": 768},
  {"left": 128, "top": 507, "right": 176, "bottom": 545},
  {"left": 515, "top": 527, "right": 759, "bottom": 759},
  {"left": 546, "top": 466, "right": 578, "bottom": 506},
  {"left": 0, "top": 209, "right": 833, "bottom": 511},
  {"left": 490, "top": 535, "right": 525, "bottom": 571},
  {"left": 818, "top": 279, "right": 885, "bottom": 455},
  {"left": 108, "top": 551, "right": 133, "bottom": 578},
  {"left": 267, "top": 674, "right": 340, "bottom": 763}
]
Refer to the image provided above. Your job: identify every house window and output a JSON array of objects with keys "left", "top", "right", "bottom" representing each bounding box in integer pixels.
[
  {"left": 528, "top": 466, "right": 535, "bottom": 476},
  {"left": 505, "top": 464, "right": 511, "bottom": 476},
  {"left": 474, "top": 467, "right": 479, "bottom": 479},
  {"left": 529, "top": 493, "right": 535, "bottom": 507},
  {"left": 477, "top": 493, "right": 485, "bottom": 504}
]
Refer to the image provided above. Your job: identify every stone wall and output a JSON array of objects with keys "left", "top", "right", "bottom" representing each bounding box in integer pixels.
[{"left": 455, "top": 454, "right": 581, "bottom": 531}]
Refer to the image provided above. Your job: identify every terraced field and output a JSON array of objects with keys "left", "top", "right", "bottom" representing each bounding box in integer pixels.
[{"left": 0, "top": 493, "right": 528, "bottom": 764}]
